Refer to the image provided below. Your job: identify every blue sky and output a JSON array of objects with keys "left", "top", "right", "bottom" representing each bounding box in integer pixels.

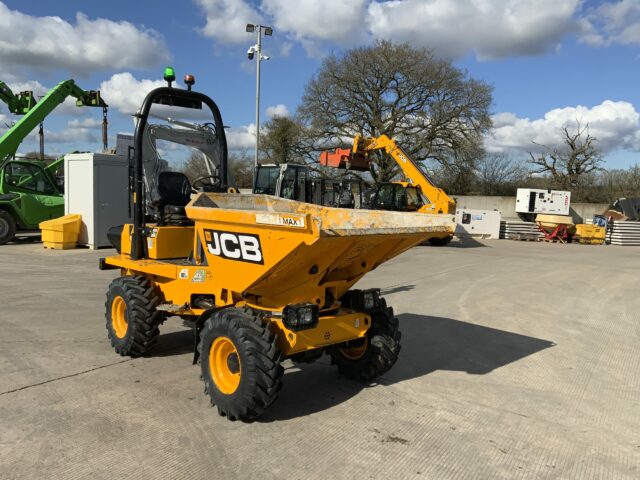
[{"left": 2, "top": 0, "right": 640, "bottom": 168}]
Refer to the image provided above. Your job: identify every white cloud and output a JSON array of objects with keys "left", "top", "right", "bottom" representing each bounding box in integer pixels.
[
  {"left": 196, "top": 0, "right": 261, "bottom": 44},
  {"left": 99, "top": 73, "right": 165, "bottom": 115},
  {"left": 0, "top": 2, "right": 170, "bottom": 77},
  {"left": 580, "top": 0, "right": 640, "bottom": 47},
  {"left": 99, "top": 70, "right": 258, "bottom": 150},
  {"left": 279, "top": 42, "right": 294, "bottom": 57},
  {"left": 68, "top": 117, "right": 103, "bottom": 129},
  {"left": 486, "top": 100, "right": 640, "bottom": 155},
  {"left": 7, "top": 80, "right": 48, "bottom": 97},
  {"left": 266, "top": 104, "right": 289, "bottom": 118},
  {"left": 262, "top": 0, "right": 369, "bottom": 47},
  {"left": 197, "top": 0, "right": 584, "bottom": 60},
  {"left": 226, "top": 123, "right": 256, "bottom": 149},
  {"left": 45, "top": 127, "right": 98, "bottom": 144},
  {"left": 367, "top": 0, "right": 580, "bottom": 60},
  {"left": 8, "top": 126, "right": 98, "bottom": 146},
  {"left": 99, "top": 72, "right": 213, "bottom": 120}
]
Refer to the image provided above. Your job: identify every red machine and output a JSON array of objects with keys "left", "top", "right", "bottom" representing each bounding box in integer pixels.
[{"left": 319, "top": 147, "right": 370, "bottom": 171}]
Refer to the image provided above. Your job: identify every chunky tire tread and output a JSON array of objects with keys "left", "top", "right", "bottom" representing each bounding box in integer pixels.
[
  {"left": 329, "top": 298, "right": 401, "bottom": 381},
  {"left": 0, "top": 210, "right": 17, "bottom": 245},
  {"left": 105, "top": 275, "right": 162, "bottom": 357},
  {"left": 428, "top": 235, "right": 453, "bottom": 246},
  {"left": 198, "top": 308, "right": 283, "bottom": 421}
]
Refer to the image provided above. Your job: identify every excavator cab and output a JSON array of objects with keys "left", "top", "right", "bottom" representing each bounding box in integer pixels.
[
  {"left": 371, "top": 183, "right": 429, "bottom": 212},
  {"left": 253, "top": 163, "right": 363, "bottom": 207},
  {"left": 253, "top": 163, "right": 308, "bottom": 201}
]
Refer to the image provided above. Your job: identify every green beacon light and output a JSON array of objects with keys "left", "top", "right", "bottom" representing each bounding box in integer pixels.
[{"left": 164, "top": 67, "right": 176, "bottom": 87}]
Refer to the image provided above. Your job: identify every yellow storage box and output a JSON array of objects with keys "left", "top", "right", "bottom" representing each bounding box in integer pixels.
[
  {"left": 575, "top": 224, "right": 606, "bottom": 245},
  {"left": 39, "top": 214, "right": 82, "bottom": 250}
]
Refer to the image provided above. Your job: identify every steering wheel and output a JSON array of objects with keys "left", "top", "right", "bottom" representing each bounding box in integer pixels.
[{"left": 192, "top": 175, "right": 221, "bottom": 191}]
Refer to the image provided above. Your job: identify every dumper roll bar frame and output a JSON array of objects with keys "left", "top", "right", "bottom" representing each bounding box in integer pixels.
[{"left": 131, "top": 87, "right": 228, "bottom": 260}]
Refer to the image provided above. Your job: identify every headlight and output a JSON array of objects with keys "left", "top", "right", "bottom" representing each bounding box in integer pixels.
[
  {"left": 283, "top": 303, "right": 319, "bottom": 331},
  {"left": 363, "top": 291, "right": 376, "bottom": 310},
  {"left": 341, "top": 289, "right": 381, "bottom": 312}
]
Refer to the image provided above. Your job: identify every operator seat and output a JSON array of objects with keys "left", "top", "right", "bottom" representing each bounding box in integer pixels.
[
  {"left": 338, "top": 188, "right": 355, "bottom": 208},
  {"left": 156, "top": 171, "right": 194, "bottom": 226}
]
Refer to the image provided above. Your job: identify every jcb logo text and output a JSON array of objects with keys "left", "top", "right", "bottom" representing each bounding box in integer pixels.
[{"left": 203, "top": 229, "right": 263, "bottom": 264}]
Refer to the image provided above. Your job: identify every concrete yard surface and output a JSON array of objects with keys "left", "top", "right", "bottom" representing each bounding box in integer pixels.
[{"left": 1, "top": 238, "right": 639, "bottom": 479}]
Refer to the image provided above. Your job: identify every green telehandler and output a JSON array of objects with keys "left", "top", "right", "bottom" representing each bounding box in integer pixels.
[{"left": 0, "top": 79, "right": 107, "bottom": 244}]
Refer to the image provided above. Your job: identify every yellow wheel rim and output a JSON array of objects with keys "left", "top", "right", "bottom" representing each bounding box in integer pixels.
[
  {"left": 340, "top": 338, "right": 368, "bottom": 360},
  {"left": 209, "top": 336, "right": 241, "bottom": 395},
  {"left": 111, "top": 295, "right": 128, "bottom": 339}
]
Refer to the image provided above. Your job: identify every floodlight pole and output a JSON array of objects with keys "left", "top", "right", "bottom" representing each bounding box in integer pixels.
[
  {"left": 246, "top": 23, "right": 271, "bottom": 170},
  {"left": 254, "top": 25, "right": 262, "bottom": 169}
]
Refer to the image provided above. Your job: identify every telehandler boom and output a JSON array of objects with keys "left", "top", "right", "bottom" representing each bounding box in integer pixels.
[
  {"left": 0, "top": 79, "right": 107, "bottom": 167},
  {"left": 100, "top": 70, "right": 455, "bottom": 421},
  {"left": 321, "top": 134, "right": 456, "bottom": 244},
  {"left": 0, "top": 79, "right": 107, "bottom": 244}
]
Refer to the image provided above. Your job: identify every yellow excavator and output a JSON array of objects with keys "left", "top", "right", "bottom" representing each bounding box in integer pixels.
[
  {"left": 99, "top": 70, "right": 455, "bottom": 421},
  {"left": 320, "top": 134, "right": 456, "bottom": 245}
]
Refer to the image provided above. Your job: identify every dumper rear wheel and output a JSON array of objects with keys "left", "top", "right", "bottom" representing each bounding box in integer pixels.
[
  {"left": 329, "top": 301, "right": 401, "bottom": 380},
  {"left": 105, "top": 276, "right": 161, "bottom": 357},
  {"left": 198, "top": 308, "right": 283, "bottom": 421},
  {"left": 428, "top": 235, "right": 452, "bottom": 246}
]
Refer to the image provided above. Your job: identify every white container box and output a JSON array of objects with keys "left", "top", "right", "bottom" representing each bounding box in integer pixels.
[
  {"left": 64, "top": 153, "right": 131, "bottom": 249},
  {"left": 515, "top": 188, "right": 571, "bottom": 216},
  {"left": 455, "top": 209, "right": 501, "bottom": 239}
]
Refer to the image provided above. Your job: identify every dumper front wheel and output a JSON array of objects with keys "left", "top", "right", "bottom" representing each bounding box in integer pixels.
[
  {"left": 105, "top": 276, "right": 161, "bottom": 357},
  {"left": 198, "top": 308, "right": 283, "bottom": 421},
  {"left": 329, "top": 302, "right": 401, "bottom": 381}
]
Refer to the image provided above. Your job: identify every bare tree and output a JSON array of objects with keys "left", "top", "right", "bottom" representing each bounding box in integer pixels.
[
  {"left": 476, "top": 153, "right": 528, "bottom": 195},
  {"left": 182, "top": 148, "right": 254, "bottom": 188},
  {"left": 259, "top": 116, "right": 305, "bottom": 164},
  {"left": 182, "top": 152, "right": 210, "bottom": 183},
  {"left": 298, "top": 41, "right": 493, "bottom": 184},
  {"left": 597, "top": 165, "right": 640, "bottom": 201},
  {"left": 229, "top": 148, "right": 254, "bottom": 188},
  {"left": 528, "top": 122, "right": 603, "bottom": 190}
]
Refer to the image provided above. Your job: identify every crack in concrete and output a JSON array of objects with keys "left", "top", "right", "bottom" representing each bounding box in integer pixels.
[{"left": 0, "top": 359, "right": 132, "bottom": 396}]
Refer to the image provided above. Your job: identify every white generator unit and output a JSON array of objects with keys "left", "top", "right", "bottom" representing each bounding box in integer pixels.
[
  {"left": 515, "top": 188, "right": 571, "bottom": 216},
  {"left": 455, "top": 209, "right": 501, "bottom": 239},
  {"left": 64, "top": 152, "right": 131, "bottom": 249}
]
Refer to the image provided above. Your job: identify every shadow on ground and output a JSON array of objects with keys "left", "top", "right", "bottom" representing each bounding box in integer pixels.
[
  {"left": 9, "top": 233, "right": 41, "bottom": 245},
  {"left": 152, "top": 329, "right": 194, "bottom": 357},
  {"left": 380, "top": 284, "right": 416, "bottom": 295},
  {"left": 145, "top": 314, "right": 554, "bottom": 422},
  {"left": 449, "top": 237, "right": 488, "bottom": 248},
  {"left": 258, "top": 313, "right": 555, "bottom": 422}
]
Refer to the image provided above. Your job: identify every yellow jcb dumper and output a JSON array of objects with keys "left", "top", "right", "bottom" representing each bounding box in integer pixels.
[{"left": 100, "top": 74, "right": 455, "bottom": 421}]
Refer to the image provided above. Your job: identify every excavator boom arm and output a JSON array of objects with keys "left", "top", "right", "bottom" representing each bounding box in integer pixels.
[
  {"left": 322, "top": 134, "right": 454, "bottom": 214},
  {"left": 354, "top": 135, "right": 454, "bottom": 213}
]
